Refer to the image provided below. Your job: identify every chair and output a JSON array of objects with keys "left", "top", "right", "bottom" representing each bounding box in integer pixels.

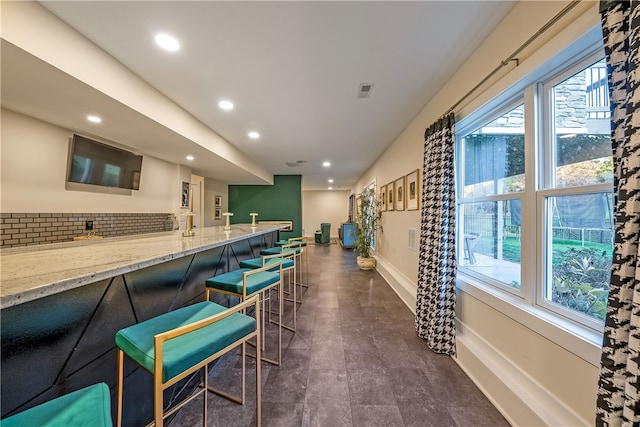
[
  {"left": 260, "top": 241, "right": 305, "bottom": 303},
  {"left": 1, "top": 383, "right": 112, "bottom": 427},
  {"left": 205, "top": 263, "right": 283, "bottom": 366},
  {"left": 115, "top": 297, "right": 261, "bottom": 427},
  {"left": 463, "top": 233, "right": 480, "bottom": 265},
  {"left": 274, "top": 237, "right": 308, "bottom": 291},
  {"left": 314, "top": 223, "right": 331, "bottom": 245},
  {"left": 239, "top": 250, "right": 298, "bottom": 332}
]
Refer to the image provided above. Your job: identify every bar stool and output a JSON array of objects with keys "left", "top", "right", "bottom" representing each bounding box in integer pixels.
[
  {"left": 115, "top": 297, "right": 261, "bottom": 427},
  {"left": 275, "top": 237, "right": 308, "bottom": 289},
  {"left": 261, "top": 241, "right": 305, "bottom": 302},
  {"left": 239, "top": 251, "right": 297, "bottom": 332},
  {"left": 205, "top": 262, "right": 283, "bottom": 366},
  {"left": 1, "top": 383, "right": 112, "bottom": 427}
]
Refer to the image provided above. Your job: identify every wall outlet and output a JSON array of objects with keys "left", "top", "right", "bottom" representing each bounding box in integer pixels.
[{"left": 85, "top": 220, "right": 93, "bottom": 230}]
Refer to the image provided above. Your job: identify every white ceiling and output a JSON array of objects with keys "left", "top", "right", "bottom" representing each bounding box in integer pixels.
[{"left": 4, "top": 1, "right": 516, "bottom": 190}]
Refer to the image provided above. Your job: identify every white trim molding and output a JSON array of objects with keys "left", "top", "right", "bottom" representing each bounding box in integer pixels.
[
  {"left": 374, "top": 255, "right": 416, "bottom": 314},
  {"left": 456, "top": 319, "right": 591, "bottom": 427}
]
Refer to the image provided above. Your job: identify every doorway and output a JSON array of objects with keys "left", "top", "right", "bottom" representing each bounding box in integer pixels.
[{"left": 190, "top": 174, "right": 204, "bottom": 229}]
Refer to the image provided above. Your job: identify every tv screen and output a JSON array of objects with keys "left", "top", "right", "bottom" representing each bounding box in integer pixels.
[{"left": 67, "top": 134, "right": 143, "bottom": 190}]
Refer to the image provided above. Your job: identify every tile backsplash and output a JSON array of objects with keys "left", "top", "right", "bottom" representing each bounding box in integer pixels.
[{"left": 0, "top": 213, "right": 176, "bottom": 248}]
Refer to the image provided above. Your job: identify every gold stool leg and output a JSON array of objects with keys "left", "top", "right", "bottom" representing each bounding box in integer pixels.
[
  {"left": 117, "top": 349, "right": 124, "bottom": 427},
  {"left": 255, "top": 299, "right": 262, "bottom": 427},
  {"left": 154, "top": 364, "right": 163, "bottom": 427},
  {"left": 202, "top": 366, "right": 208, "bottom": 427}
]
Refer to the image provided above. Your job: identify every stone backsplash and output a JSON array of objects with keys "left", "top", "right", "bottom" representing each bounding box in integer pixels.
[{"left": 0, "top": 213, "right": 176, "bottom": 248}]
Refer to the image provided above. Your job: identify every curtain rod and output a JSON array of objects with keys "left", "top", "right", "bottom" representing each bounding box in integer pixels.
[{"left": 445, "top": 0, "right": 583, "bottom": 116}]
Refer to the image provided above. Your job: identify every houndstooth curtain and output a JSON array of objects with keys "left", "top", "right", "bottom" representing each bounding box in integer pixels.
[
  {"left": 596, "top": 1, "right": 640, "bottom": 425},
  {"left": 415, "top": 113, "right": 457, "bottom": 355}
]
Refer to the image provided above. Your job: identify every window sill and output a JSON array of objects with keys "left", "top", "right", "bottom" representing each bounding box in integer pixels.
[{"left": 456, "top": 272, "right": 603, "bottom": 367}]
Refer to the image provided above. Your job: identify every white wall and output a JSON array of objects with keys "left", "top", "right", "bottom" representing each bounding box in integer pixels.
[
  {"left": 203, "top": 177, "right": 228, "bottom": 227},
  {"left": 1, "top": 109, "right": 181, "bottom": 214},
  {"left": 302, "top": 190, "right": 350, "bottom": 239},
  {"left": 353, "top": 1, "right": 602, "bottom": 425}
]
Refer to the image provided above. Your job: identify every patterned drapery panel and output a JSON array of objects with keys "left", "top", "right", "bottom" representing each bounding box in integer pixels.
[
  {"left": 415, "top": 113, "right": 457, "bottom": 355},
  {"left": 596, "top": 1, "right": 640, "bottom": 425}
]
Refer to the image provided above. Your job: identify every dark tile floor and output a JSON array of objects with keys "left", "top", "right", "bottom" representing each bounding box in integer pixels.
[{"left": 171, "top": 243, "right": 509, "bottom": 426}]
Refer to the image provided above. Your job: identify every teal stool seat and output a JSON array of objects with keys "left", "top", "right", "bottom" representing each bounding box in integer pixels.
[
  {"left": 260, "top": 246, "right": 301, "bottom": 256},
  {"left": 205, "top": 263, "right": 283, "bottom": 366},
  {"left": 275, "top": 240, "right": 307, "bottom": 247},
  {"left": 240, "top": 257, "right": 294, "bottom": 270},
  {"left": 115, "top": 298, "right": 261, "bottom": 427},
  {"left": 260, "top": 242, "right": 306, "bottom": 306},
  {"left": 1, "top": 383, "right": 111, "bottom": 427},
  {"left": 116, "top": 301, "right": 256, "bottom": 382},
  {"left": 239, "top": 251, "right": 298, "bottom": 332},
  {"left": 205, "top": 269, "right": 280, "bottom": 295}
]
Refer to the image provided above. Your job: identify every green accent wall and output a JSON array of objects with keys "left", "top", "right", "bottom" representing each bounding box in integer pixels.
[{"left": 228, "top": 175, "right": 302, "bottom": 240}]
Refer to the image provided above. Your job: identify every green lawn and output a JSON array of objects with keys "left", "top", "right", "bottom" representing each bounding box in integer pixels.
[{"left": 473, "top": 237, "right": 613, "bottom": 264}]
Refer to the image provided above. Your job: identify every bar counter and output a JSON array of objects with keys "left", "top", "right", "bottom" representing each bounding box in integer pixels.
[
  {"left": 0, "top": 224, "right": 281, "bottom": 425},
  {"left": 1, "top": 223, "right": 281, "bottom": 309}
]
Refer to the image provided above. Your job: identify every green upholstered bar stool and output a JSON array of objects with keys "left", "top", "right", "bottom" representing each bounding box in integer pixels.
[
  {"left": 115, "top": 297, "right": 261, "bottom": 427},
  {"left": 205, "top": 263, "right": 283, "bottom": 366},
  {"left": 274, "top": 237, "right": 308, "bottom": 292},
  {"left": 260, "top": 241, "right": 305, "bottom": 303},
  {"left": 1, "top": 383, "right": 112, "bottom": 427},
  {"left": 239, "top": 251, "right": 297, "bottom": 332}
]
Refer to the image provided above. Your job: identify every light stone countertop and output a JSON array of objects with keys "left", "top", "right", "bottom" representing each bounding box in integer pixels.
[{"left": 0, "top": 224, "right": 282, "bottom": 309}]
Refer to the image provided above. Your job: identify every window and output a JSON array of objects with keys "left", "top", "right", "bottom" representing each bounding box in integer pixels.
[
  {"left": 456, "top": 49, "right": 613, "bottom": 331},
  {"left": 458, "top": 103, "right": 524, "bottom": 290}
]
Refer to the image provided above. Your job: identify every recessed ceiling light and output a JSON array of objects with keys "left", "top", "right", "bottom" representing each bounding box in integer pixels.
[
  {"left": 186, "top": 155, "right": 194, "bottom": 161},
  {"left": 218, "top": 100, "right": 234, "bottom": 110},
  {"left": 328, "top": 179, "right": 334, "bottom": 183},
  {"left": 328, "top": 187, "right": 333, "bottom": 190},
  {"left": 87, "top": 115, "right": 102, "bottom": 123},
  {"left": 248, "top": 131, "right": 260, "bottom": 139},
  {"left": 155, "top": 33, "right": 180, "bottom": 51},
  {"left": 323, "top": 161, "right": 331, "bottom": 167}
]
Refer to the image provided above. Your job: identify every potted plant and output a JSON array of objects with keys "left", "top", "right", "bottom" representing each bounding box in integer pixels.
[{"left": 351, "top": 187, "right": 382, "bottom": 270}]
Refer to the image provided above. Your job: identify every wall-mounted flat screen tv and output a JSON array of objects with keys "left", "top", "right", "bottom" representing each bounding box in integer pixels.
[{"left": 67, "top": 134, "right": 143, "bottom": 191}]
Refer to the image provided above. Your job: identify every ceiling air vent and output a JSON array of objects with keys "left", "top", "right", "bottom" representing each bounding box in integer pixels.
[
  {"left": 357, "top": 83, "right": 374, "bottom": 99},
  {"left": 285, "top": 160, "right": 307, "bottom": 167}
]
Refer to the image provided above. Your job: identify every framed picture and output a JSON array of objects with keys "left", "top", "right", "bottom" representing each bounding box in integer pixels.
[
  {"left": 406, "top": 169, "right": 420, "bottom": 210},
  {"left": 395, "top": 176, "right": 405, "bottom": 211},
  {"left": 180, "top": 181, "right": 190, "bottom": 209},
  {"left": 214, "top": 195, "right": 222, "bottom": 207},
  {"left": 214, "top": 208, "right": 222, "bottom": 220},
  {"left": 380, "top": 184, "right": 387, "bottom": 211},
  {"left": 387, "top": 182, "right": 394, "bottom": 211}
]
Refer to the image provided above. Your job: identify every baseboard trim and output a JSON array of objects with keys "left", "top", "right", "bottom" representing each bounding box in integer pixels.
[
  {"left": 374, "top": 256, "right": 416, "bottom": 314},
  {"left": 374, "top": 255, "right": 588, "bottom": 427},
  {"left": 456, "top": 320, "right": 590, "bottom": 427}
]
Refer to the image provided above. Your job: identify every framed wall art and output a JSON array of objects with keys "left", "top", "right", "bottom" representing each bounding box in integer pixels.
[
  {"left": 380, "top": 184, "right": 387, "bottom": 211},
  {"left": 405, "top": 169, "right": 420, "bottom": 211},
  {"left": 386, "top": 182, "right": 394, "bottom": 211},
  {"left": 180, "top": 181, "right": 190, "bottom": 209},
  {"left": 395, "top": 176, "right": 405, "bottom": 211}
]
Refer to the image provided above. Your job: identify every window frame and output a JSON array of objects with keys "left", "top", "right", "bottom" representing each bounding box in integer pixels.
[
  {"left": 534, "top": 50, "right": 613, "bottom": 331},
  {"left": 455, "top": 37, "right": 611, "bottom": 340},
  {"left": 456, "top": 97, "right": 527, "bottom": 299}
]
